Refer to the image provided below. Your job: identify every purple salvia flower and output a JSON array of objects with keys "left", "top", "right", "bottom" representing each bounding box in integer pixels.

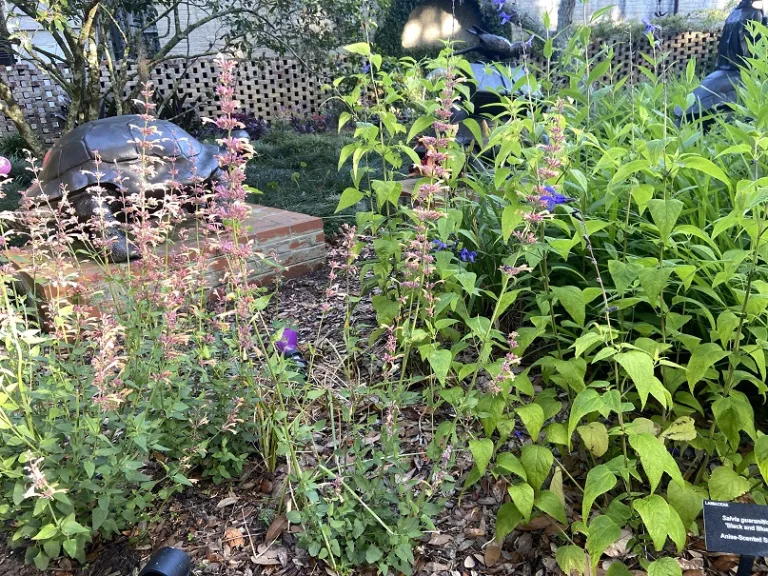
[
  {"left": 492, "top": 0, "right": 506, "bottom": 8},
  {"left": 460, "top": 248, "right": 477, "bottom": 263},
  {"left": 540, "top": 186, "right": 574, "bottom": 211},
  {"left": 500, "top": 11, "right": 513, "bottom": 24},
  {"left": 432, "top": 239, "right": 449, "bottom": 251},
  {"left": 525, "top": 35, "right": 534, "bottom": 48},
  {"left": 642, "top": 18, "right": 658, "bottom": 35}
]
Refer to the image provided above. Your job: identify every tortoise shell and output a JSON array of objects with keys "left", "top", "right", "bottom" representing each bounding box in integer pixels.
[{"left": 30, "top": 115, "right": 220, "bottom": 201}]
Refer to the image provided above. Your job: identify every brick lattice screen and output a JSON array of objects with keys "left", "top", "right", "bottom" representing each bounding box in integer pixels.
[{"left": 1, "top": 29, "right": 721, "bottom": 144}]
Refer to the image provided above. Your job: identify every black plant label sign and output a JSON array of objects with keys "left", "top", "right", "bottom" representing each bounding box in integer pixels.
[{"left": 703, "top": 500, "right": 768, "bottom": 556}]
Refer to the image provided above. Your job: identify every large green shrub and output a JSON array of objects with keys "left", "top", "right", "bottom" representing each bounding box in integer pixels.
[{"left": 328, "top": 24, "right": 768, "bottom": 574}]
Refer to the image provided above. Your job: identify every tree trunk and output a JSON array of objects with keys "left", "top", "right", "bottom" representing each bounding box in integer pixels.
[
  {"left": 0, "top": 77, "right": 43, "bottom": 156},
  {"left": 556, "top": 0, "right": 577, "bottom": 45}
]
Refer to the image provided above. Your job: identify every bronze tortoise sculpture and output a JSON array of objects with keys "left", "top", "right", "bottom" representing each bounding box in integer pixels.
[{"left": 27, "top": 114, "right": 248, "bottom": 263}]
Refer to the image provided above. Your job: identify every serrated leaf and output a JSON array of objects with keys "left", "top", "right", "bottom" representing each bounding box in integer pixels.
[
  {"left": 428, "top": 349, "right": 452, "bottom": 385},
  {"left": 495, "top": 452, "right": 527, "bottom": 480},
  {"left": 552, "top": 286, "right": 586, "bottom": 326},
  {"left": 660, "top": 416, "right": 697, "bottom": 441},
  {"left": 33, "top": 524, "right": 58, "bottom": 540},
  {"left": 344, "top": 42, "right": 371, "bottom": 56},
  {"left": 628, "top": 433, "right": 683, "bottom": 493},
  {"left": 516, "top": 404, "right": 545, "bottom": 440},
  {"left": 577, "top": 422, "right": 609, "bottom": 457},
  {"left": 496, "top": 502, "right": 523, "bottom": 540},
  {"left": 365, "top": 544, "right": 383, "bottom": 563},
  {"left": 336, "top": 187, "right": 364, "bottom": 213},
  {"left": 568, "top": 389, "right": 604, "bottom": 449},
  {"left": 667, "top": 479, "right": 706, "bottom": 531},
  {"left": 708, "top": 466, "right": 751, "bottom": 501},
  {"left": 556, "top": 545, "right": 586, "bottom": 576},
  {"left": 637, "top": 266, "right": 673, "bottom": 307},
  {"left": 583, "top": 465, "right": 617, "bottom": 521},
  {"left": 521, "top": 444, "right": 553, "bottom": 491},
  {"left": 586, "top": 515, "right": 622, "bottom": 570},
  {"left": 648, "top": 557, "right": 683, "bottom": 576},
  {"left": 680, "top": 155, "right": 731, "bottom": 189},
  {"left": 615, "top": 351, "right": 668, "bottom": 409},
  {"left": 634, "top": 495, "right": 670, "bottom": 551},
  {"left": 469, "top": 438, "right": 494, "bottom": 476},
  {"left": 508, "top": 482, "right": 535, "bottom": 521},
  {"left": 686, "top": 343, "right": 728, "bottom": 388},
  {"left": 648, "top": 198, "right": 684, "bottom": 245},
  {"left": 535, "top": 489, "right": 567, "bottom": 523},
  {"left": 756, "top": 434, "right": 768, "bottom": 485}
]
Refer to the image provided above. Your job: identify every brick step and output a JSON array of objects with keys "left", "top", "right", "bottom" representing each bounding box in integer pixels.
[{"left": 7, "top": 205, "right": 325, "bottom": 327}]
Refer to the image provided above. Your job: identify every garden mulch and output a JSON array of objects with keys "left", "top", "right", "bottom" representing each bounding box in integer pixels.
[{"left": 0, "top": 242, "right": 753, "bottom": 576}]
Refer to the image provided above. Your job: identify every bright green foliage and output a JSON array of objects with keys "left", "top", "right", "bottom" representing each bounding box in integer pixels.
[{"left": 329, "top": 19, "right": 768, "bottom": 573}]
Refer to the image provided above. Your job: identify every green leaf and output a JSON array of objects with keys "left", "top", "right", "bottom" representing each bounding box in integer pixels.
[
  {"left": 634, "top": 495, "right": 670, "bottom": 551},
  {"left": 667, "top": 480, "right": 706, "bottom": 531},
  {"left": 637, "top": 266, "right": 673, "bottom": 307},
  {"left": 502, "top": 205, "right": 522, "bottom": 241},
  {"left": 508, "top": 482, "right": 535, "bottom": 521},
  {"left": 610, "top": 159, "right": 650, "bottom": 185},
  {"left": 686, "top": 343, "right": 728, "bottom": 389},
  {"left": 648, "top": 199, "right": 684, "bottom": 245},
  {"left": 496, "top": 502, "right": 524, "bottom": 540},
  {"left": 60, "top": 516, "right": 89, "bottom": 537},
  {"left": 92, "top": 507, "right": 109, "bottom": 531},
  {"left": 84, "top": 461, "right": 95, "bottom": 479},
  {"left": 33, "top": 524, "right": 58, "bottom": 540},
  {"left": 756, "top": 434, "right": 768, "bottom": 485},
  {"left": 556, "top": 545, "right": 586, "bottom": 576},
  {"left": 62, "top": 539, "right": 78, "bottom": 558},
  {"left": 365, "top": 544, "right": 383, "bottom": 564},
  {"left": 552, "top": 286, "right": 586, "bottom": 326},
  {"left": 582, "top": 465, "right": 617, "bottom": 521},
  {"left": 406, "top": 115, "right": 436, "bottom": 144},
  {"left": 686, "top": 56, "right": 696, "bottom": 82},
  {"left": 608, "top": 260, "right": 635, "bottom": 293},
  {"left": 586, "top": 515, "right": 622, "bottom": 570},
  {"left": 495, "top": 452, "right": 527, "bottom": 480},
  {"left": 336, "top": 187, "right": 364, "bottom": 213},
  {"left": 631, "top": 184, "right": 654, "bottom": 215},
  {"left": 344, "top": 42, "right": 371, "bottom": 56},
  {"left": 708, "top": 466, "right": 751, "bottom": 501},
  {"left": 577, "top": 422, "right": 609, "bottom": 457},
  {"left": 648, "top": 557, "right": 683, "bottom": 576},
  {"left": 520, "top": 445, "right": 554, "bottom": 491},
  {"left": 546, "top": 423, "right": 570, "bottom": 446},
  {"left": 469, "top": 439, "right": 494, "bottom": 476},
  {"left": 680, "top": 155, "right": 731, "bottom": 189},
  {"left": 428, "top": 349, "right": 452, "bottom": 385},
  {"left": 628, "top": 433, "right": 683, "bottom": 493},
  {"left": 567, "top": 389, "right": 604, "bottom": 449},
  {"left": 455, "top": 272, "right": 477, "bottom": 295},
  {"left": 615, "top": 351, "right": 668, "bottom": 409},
  {"left": 606, "top": 562, "right": 633, "bottom": 576},
  {"left": 535, "top": 490, "right": 567, "bottom": 524},
  {"left": 660, "top": 416, "right": 697, "bottom": 442},
  {"left": 712, "top": 395, "right": 756, "bottom": 450},
  {"left": 516, "top": 404, "right": 545, "bottom": 440}
]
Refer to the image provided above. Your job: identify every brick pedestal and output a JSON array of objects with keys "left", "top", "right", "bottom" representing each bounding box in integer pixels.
[{"left": 7, "top": 205, "right": 325, "bottom": 323}]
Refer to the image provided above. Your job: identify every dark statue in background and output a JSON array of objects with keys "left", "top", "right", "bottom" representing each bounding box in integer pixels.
[
  {"left": 675, "top": 0, "right": 767, "bottom": 125},
  {"left": 26, "top": 115, "right": 249, "bottom": 264}
]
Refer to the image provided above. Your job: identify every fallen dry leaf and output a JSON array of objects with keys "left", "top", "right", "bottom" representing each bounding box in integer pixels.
[
  {"left": 683, "top": 571, "right": 704, "bottom": 576},
  {"left": 464, "top": 555, "right": 476, "bottom": 569},
  {"left": 252, "top": 545, "right": 289, "bottom": 566},
  {"left": 428, "top": 533, "right": 453, "bottom": 546},
  {"left": 224, "top": 526, "right": 245, "bottom": 548},
  {"left": 605, "top": 529, "right": 633, "bottom": 558},
  {"left": 711, "top": 554, "right": 739, "bottom": 572},
  {"left": 265, "top": 515, "right": 289, "bottom": 543},
  {"left": 484, "top": 542, "right": 501, "bottom": 567},
  {"left": 217, "top": 496, "right": 240, "bottom": 509}
]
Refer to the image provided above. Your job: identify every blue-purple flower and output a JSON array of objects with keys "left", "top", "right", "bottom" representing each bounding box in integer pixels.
[
  {"left": 492, "top": 0, "right": 506, "bottom": 8},
  {"left": 361, "top": 62, "right": 371, "bottom": 74},
  {"left": 524, "top": 35, "right": 534, "bottom": 48},
  {"left": 500, "top": 11, "right": 513, "bottom": 24},
  {"left": 460, "top": 248, "right": 477, "bottom": 263},
  {"left": 432, "top": 239, "right": 449, "bottom": 251},
  {"left": 642, "top": 18, "right": 658, "bottom": 35},
  {"left": 540, "top": 186, "right": 574, "bottom": 211}
]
